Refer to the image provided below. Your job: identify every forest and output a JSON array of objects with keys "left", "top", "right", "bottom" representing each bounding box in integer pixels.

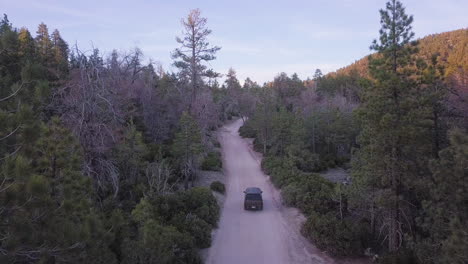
[
  {"left": 239, "top": 2, "right": 467, "bottom": 263},
  {"left": 1, "top": 0, "right": 467, "bottom": 263},
  {"left": 0, "top": 9, "right": 229, "bottom": 264}
]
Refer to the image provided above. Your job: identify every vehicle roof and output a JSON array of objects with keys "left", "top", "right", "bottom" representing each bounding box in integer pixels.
[{"left": 245, "top": 187, "right": 262, "bottom": 194}]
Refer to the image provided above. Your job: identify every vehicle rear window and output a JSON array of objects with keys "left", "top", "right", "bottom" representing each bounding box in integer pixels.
[{"left": 245, "top": 193, "right": 262, "bottom": 200}]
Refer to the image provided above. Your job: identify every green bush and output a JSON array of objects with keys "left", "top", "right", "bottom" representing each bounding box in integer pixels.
[
  {"left": 262, "top": 156, "right": 296, "bottom": 187},
  {"left": 201, "top": 151, "right": 222, "bottom": 171},
  {"left": 183, "top": 215, "right": 213, "bottom": 248},
  {"left": 213, "top": 139, "right": 221, "bottom": 148},
  {"left": 239, "top": 120, "right": 256, "bottom": 138},
  {"left": 263, "top": 155, "right": 373, "bottom": 257},
  {"left": 302, "top": 212, "right": 369, "bottom": 256},
  {"left": 281, "top": 173, "right": 335, "bottom": 214},
  {"left": 129, "top": 187, "right": 220, "bottom": 261},
  {"left": 182, "top": 187, "right": 220, "bottom": 227},
  {"left": 294, "top": 149, "right": 320, "bottom": 172},
  {"left": 210, "top": 181, "right": 225, "bottom": 194},
  {"left": 122, "top": 219, "right": 201, "bottom": 264},
  {"left": 378, "top": 249, "right": 416, "bottom": 264},
  {"left": 282, "top": 182, "right": 301, "bottom": 207}
]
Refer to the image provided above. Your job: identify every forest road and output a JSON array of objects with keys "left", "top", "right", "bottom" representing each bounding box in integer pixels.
[{"left": 206, "top": 118, "right": 339, "bottom": 264}]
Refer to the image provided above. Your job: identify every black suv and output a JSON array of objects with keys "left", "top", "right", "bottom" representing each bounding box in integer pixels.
[{"left": 243, "top": 187, "right": 263, "bottom": 210}]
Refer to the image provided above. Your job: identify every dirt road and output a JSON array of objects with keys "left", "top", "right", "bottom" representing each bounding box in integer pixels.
[{"left": 206, "top": 119, "right": 339, "bottom": 264}]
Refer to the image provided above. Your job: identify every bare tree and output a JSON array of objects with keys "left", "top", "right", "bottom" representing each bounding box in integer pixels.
[
  {"left": 145, "top": 160, "right": 175, "bottom": 196},
  {"left": 53, "top": 46, "right": 158, "bottom": 197}
]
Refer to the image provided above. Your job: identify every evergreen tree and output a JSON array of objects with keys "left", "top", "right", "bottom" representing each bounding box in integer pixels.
[
  {"left": 35, "top": 23, "right": 52, "bottom": 65},
  {"left": 225, "top": 68, "right": 241, "bottom": 90},
  {"left": 242, "top": 77, "right": 259, "bottom": 90},
  {"left": 354, "top": 0, "right": 431, "bottom": 254},
  {"left": 313, "top": 69, "right": 323, "bottom": 80},
  {"left": 51, "top": 29, "right": 69, "bottom": 76},
  {"left": 171, "top": 112, "right": 203, "bottom": 189},
  {"left": 112, "top": 120, "right": 148, "bottom": 207},
  {"left": 414, "top": 129, "right": 468, "bottom": 263},
  {"left": 253, "top": 88, "right": 275, "bottom": 154},
  {"left": 0, "top": 14, "right": 20, "bottom": 157},
  {"left": 172, "top": 9, "right": 221, "bottom": 112},
  {"left": 272, "top": 72, "right": 304, "bottom": 111},
  {"left": 17, "top": 28, "right": 36, "bottom": 62},
  {"left": 223, "top": 68, "right": 242, "bottom": 118},
  {"left": 0, "top": 117, "right": 104, "bottom": 263},
  {"left": 418, "top": 55, "right": 449, "bottom": 158}
]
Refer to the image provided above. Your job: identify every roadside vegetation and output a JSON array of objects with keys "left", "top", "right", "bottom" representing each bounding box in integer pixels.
[
  {"left": 210, "top": 181, "right": 226, "bottom": 194},
  {"left": 1, "top": 0, "right": 466, "bottom": 263},
  {"left": 202, "top": 151, "right": 223, "bottom": 171},
  {"left": 238, "top": 1, "right": 467, "bottom": 262},
  {"left": 0, "top": 9, "right": 234, "bottom": 263}
]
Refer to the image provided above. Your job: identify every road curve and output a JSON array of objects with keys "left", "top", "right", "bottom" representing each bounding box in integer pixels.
[{"left": 206, "top": 119, "right": 338, "bottom": 264}]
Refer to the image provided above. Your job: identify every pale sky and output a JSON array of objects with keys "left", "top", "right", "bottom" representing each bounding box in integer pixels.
[{"left": 1, "top": 0, "right": 467, "bottom": 84}]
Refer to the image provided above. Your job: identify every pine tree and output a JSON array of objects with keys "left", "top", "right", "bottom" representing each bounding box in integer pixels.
[
  {"left": 51, "top": 29, "right": 69, "bottom": 75},
  {"left": 35, "top": 22, "right": 52, "bottom": 65},
  {"left": 242, "top": 77, "right": 259, "bottom": 90},
  {"left": 0, "top": 117, "right": 102, "bottom": 263},
  {"left": 223, "top": 68, "right": 242, "bottom": 118},
  {"left": 171, "top": 112, "right": 203, "bottom": 189},
  {"left": 0, "top": 14, "right": 20, "bottom": 157},
  {"left": 418, "top": 55, "right": 449, "bottom": 158},
  {"left": 17, "top": 28, "right": 36, "bottom": 62},
  {"left": 172, "top": 9, "right": 221, "bottom": 112},
  {"left": 272, "top": 72, "right": 304, "bottom": 111},
  {"left": 252, "top": 87, "right": 275, "bottom": 154},
  {"left": 112, "top": 120, "right": 148, "bottom": 205},
  {"left": 225, "top": 68, "right": 241, "bottom": 90},
  {"left": 313, "top": 69, "right": 323, "bottom": 80},
  {"left": 414, "top": 129, "right": 468, "bottom": 263},
  {"left": 354, "top": 0, "right": 432, "bottom": 254}
]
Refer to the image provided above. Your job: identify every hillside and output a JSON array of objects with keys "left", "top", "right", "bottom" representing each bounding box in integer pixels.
[{"left": 330, "top": 28, "right": 468, "bottom": 79}]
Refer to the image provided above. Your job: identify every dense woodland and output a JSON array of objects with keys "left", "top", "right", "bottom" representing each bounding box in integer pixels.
[
  {"left": 0, "top": 9, "right": 229, "bottom": 263},
  {"left": 239, "top": 1, "right": 467, "bottom": 263},
  {"left": 1, "top": 0, "right": 467, "bottom": 263}
]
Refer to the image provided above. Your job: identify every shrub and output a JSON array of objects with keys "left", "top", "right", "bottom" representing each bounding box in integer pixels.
[
  {"left": 213, "top": 139, "right": 221, "bottom": 148},
  {"left": 302, "top": 212, "right": 369, "bottom": 256},
  {"left": 262, "top": 156, "right": 295, "bottom": 187},
  {"left": 201, "top": 151, "right": 222, "bottom": 171},
  {"left": 378, "top": 249, "right": 416, "bottom": 264},
  {"left": 183, "top": 187, "right": 220, "bottom": 227},
  {"left": 122, "top": 219, "right": 201, "bottom": 264},
  {"left": 129, "top": 187, "right": 220, "bottom": 262},
  {"left": 210, "top": 181, "right": 225, "bottom": 194},
  {"left": 183, "top": 215, "right": 213, "bottom": 248},
  {"left": 282, "top": 183, "right": 300, "bottom": 206},
  {"left": 259, "top": 145, "right": 371, "bottom": 258},
  {"left": 281, "top": 173, "right": 335, "bottom": 214},
  {"left": 294, "top": 150, "right": 320, "bottom": 172},
  {"left": 239, "top": 120, "right": 256, "bottom": 138}
]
